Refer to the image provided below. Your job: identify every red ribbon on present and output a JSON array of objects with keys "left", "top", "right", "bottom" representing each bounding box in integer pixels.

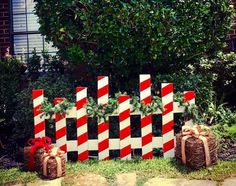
[{"left": 27, "top": 136, "right": 52, "bottom": 171}]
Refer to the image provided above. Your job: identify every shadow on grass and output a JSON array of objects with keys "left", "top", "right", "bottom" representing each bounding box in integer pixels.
[
  {"left": 67, "top": 159, "right": 100, "bottom": 169},
  {"left": 169, "top": 158, "right": 196, "bottom": 174},
  {"left": 84, "top": 159, "right": 100, "bottom": 166}
]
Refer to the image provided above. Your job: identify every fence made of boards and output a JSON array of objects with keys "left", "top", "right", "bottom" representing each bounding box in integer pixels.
[{"left": 32, "top": 74, "right": 195, "bottom": 161}]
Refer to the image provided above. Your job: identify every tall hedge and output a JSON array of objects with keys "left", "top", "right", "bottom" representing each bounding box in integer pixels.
[
  {"left": 34, "top": 0, "right": 233, "bottom": 91},
  {"left": 0, "top": 58, "right": 21, "bottom": 139}
]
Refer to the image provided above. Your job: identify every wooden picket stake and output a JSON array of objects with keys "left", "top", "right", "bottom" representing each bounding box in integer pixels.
[
  {"left": 97, "top": 76, "right": 109, "bottom": 160},
  {"left": 161, "top": 83, "right": 174, "bottom": 158},
  {"left": 119, "top": 95, "right": 131, "bottom": 160},
  {"left": 55, "top": 98, "right": 67, "bottom": 161},
  {"left": 76, "top": 87, "right": 89, "bottom": 161},
  {"left": 140, "top": 74, "right": 153, "bottom": 159},
  {"left": 32, "top": 89, "right": 45, "bottom": 138}
]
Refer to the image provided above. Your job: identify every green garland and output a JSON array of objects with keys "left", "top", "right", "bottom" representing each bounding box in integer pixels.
[
  {"left": 40, "top": 92, "right": 200, "bottom": 123},
  {"left": 174, "top": 92, "right": 201, "bottom": 124},
  {"left": 41, "top": 98, "right": 74, "bottom": 119}
]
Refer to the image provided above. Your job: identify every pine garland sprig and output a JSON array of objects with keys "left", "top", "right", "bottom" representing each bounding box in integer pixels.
[
  {"left": 174, "top": 91, "right": 185, "bottom": 106},
  {"left": 41, "top": 98, "right": 74, "bottom": 119},
  {"left": 86, "top": 95, "right": 120, "bottom": 122},
  {"left": 40, "top": 91, "right": 201, "bottom": 125},
  {"left": 139, "top": 96, "right": 163, "bottom": 116},
  {"left": 183, "top": 102, "right": 202, "bottom": 124}
]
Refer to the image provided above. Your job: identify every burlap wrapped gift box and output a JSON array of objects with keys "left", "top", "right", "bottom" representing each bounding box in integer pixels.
[
  {"left": 42, "top": 147, "right": 66, "bottom": 180},
  {"left": 175, "top": 125, "right": 218, "bottom": 170}
]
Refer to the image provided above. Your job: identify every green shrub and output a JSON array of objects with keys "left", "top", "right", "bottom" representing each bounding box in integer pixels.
[
  {"left": 0, "top": 58, "right": 21, "bottom": 132},
  {"left": 27, "top": 48, "right": 41, "bottom": 73},
  {"left": 202, "top": 102, "right": 236, "bottom": 125},
  {"left": 212, "top": 123, "right": 236, "bottom": 147},
  {"left": 27, "top": 49, "right": 65, "bottom": 80},
  {"left": 153, "top": 68, "right": 215, "bottom": 112},
  {"left": 12, "top": 75, "right": 75, "bottom": 142},
  {"left": 34, "top": 0, "right": 234, "bottom": 91},
  {"left": 198, "top": 52, "right": 236, "bottom": 106},
  {"left": 227, "top": 124, "right": 236, "bottom": 139}
]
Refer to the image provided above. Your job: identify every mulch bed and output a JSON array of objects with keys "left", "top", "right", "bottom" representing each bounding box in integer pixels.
[
  {"left": 0, "top": 145, "right": 24, "bottom": 169},
  {"left": 218, "top": 138, "right": 236, "bottom": 161}
]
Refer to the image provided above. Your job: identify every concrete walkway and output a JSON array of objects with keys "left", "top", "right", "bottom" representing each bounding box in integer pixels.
[
  {"left": 143, "top": 178, "right": 216, "bottom": 186},
  {"left": 74, "top": 173, "right": 108, "bottom": 186},
  {"left": 27, "top": 178, "right": 63, "bottom": 186},
  {"left": 116, "top": 173, "right": 137, "bottom": 186},
  {"left": 222, "top": 177, "right": 236, "bottom": 186},
  {"left": 14, "top": 175, "right": 236, "bottom": 186}
]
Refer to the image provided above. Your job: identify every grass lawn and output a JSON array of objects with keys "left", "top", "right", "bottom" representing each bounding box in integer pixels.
[{"left": 0, "top": 159, "right": 236, "bottom": 185}]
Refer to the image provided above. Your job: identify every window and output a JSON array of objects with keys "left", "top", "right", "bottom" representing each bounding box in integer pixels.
[
  {"left": 231, "top": 39, "right": 236, "bottom": 51},
  {"left": 10, "top": 0, "right": 57, "bottom": 57}
]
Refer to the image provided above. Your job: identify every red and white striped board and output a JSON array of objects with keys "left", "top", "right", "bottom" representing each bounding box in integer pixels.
[
  {"left": 161, "top": 83, "right": 174, "bottom": 158},
  {"left": 54, "top": 98, "right": 67, "bottom": 161},
  {"left": 76, "top": 87, "right": 89, "bottom": 161},
  {"left": 139, "top": 74, "right": 153, "bottom": 159},
  {"left": 32, "top": 90, "right": 45, "bottom": 138},
  {"left": 183, "top": 91, "right": 196, "bottom": 127},
  {"left": 119, "top": 95, "right": 131, "bottom": 160},
  {"left": 97, "top": 76, "right": 109, "bottom": 160}
]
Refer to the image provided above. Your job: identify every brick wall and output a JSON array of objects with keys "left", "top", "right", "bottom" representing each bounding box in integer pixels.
[{"left": 0, "top": 0, "right": 10, "bottom": 60}]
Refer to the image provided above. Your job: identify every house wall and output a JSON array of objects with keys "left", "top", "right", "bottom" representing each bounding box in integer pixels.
[{"left": 0, "top": 0, "right": 10, "bottom": 60}]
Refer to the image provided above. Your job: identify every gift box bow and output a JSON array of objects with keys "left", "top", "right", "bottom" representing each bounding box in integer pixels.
[
  {"left": 182, "top": 125, "right": 211, "bottom": 137},
  {"left": 27, "top": 136, "right": 52, "bottom": 171},
  {"left": 181, "top": 125, "right": 212, "bottom": 167},
  {"left": 43, "top": 147, "right": 65, "bottom": 178}
]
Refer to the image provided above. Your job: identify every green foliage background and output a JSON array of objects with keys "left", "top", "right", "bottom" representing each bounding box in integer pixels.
[{"left": 34, "top": 0, "right": 234, "bottom": 92}]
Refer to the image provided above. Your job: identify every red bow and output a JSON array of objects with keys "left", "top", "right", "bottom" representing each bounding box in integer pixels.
[{"left": 27, "top": 136, "right": 52, "bottom": 171}]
